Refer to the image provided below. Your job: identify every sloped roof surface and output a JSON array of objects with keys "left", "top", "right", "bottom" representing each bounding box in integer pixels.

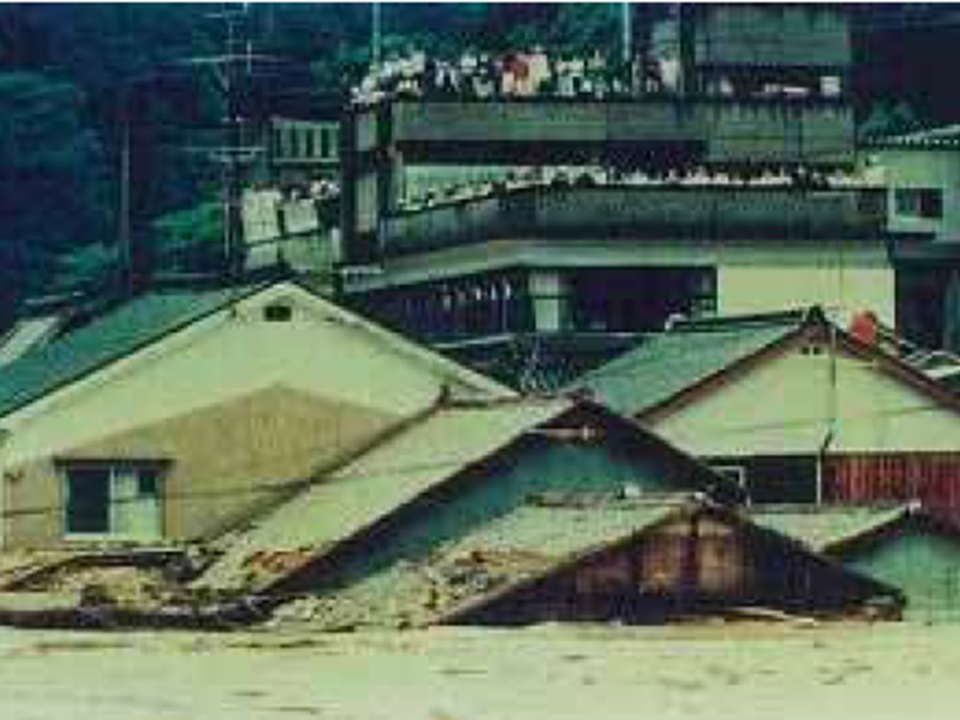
[
  {"left": 0, "top": 283, "right": 264, "bottom": 419},
  {"left": 440, "top": 498, "right": 684, "bottom": 561},
  {"left": 574, "top": 310, "right": 807, "bottom": 416},
  {"left": 270, "top": 497, "right": 689, "bottom": 629},
  {"left": 749, "top": 505, "right": 909, "bottom": 551},
  {"left": 195, "top": 399, "right": 572, "bottom": 591}
]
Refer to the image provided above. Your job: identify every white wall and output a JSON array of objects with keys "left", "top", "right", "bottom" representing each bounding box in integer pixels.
[
  {"left": 876, "top": 148, "right": 960, "bottom": 240},
  {"left": 651, "top": 341, "right": 960, "bottom": 457}
]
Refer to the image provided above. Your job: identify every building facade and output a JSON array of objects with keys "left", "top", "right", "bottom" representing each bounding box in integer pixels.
[
  {"left": 336, "top": 4, "right": 902, "bottom": 388},
  {"left": 0, "top": 280, "right": 510, "bottom": 549}
]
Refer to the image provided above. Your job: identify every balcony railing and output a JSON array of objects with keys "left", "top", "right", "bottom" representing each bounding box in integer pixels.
[{"left": 380, "top": 184, "right": 887, "bottom": 257}]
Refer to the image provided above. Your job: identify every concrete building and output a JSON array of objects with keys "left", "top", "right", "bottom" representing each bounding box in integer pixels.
[
  {"left": 865, "top": 126, "right": 960, "bottom": 352},
  {"left": 336, "top": 4, "right": 903, "bottom": 389}
]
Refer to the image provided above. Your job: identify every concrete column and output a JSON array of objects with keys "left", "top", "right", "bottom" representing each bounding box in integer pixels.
[{"left": 529, "top": 271, "right": 569, "bottom": 332}]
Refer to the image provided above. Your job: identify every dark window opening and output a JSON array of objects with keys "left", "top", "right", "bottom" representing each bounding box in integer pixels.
[
  {"left": 320, "top": 129, "right": 333, "bottom": 159},
  {"left": 305, "top": 129, "right": 315, "bottom": 159},
  {"left": 63, "top": 462, "right": 165, "bottom": 537},
  {"left": 895, "top": 188, "right": 943, "bottom": 219},
  {"left": 65, "top": 467, "right": 110, "bottom": 535},
  {"left": 708, "top": 455, "right": 819, "bottom": 504},
  {"left": 263, "top": 303, "right": 294, "bottom": 322},
  {"left": 570, "top": 267, "right": 716, "bottom": 333}
]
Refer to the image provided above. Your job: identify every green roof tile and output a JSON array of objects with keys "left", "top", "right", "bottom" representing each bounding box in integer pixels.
[{"left": 0, "top": 283, "right": 266, "bottom": 419}]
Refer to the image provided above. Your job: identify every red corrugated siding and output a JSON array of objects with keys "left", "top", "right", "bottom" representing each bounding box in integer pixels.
[{"left": 825, "top": 453, "right": 960, "bottom": 521}]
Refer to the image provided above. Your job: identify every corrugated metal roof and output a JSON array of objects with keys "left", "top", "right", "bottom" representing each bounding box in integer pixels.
[
  {"left": 574, "top": 312, "right": 806, "bottom": 417},
  {"left": 0, "top": 283, "right": 266, "bottom": 419},
  {"left": 749, "top": 505, "right": 909, "bottom": 551},
  {"left": 195, "top": 399, "right": 573, "bottom": 592}
]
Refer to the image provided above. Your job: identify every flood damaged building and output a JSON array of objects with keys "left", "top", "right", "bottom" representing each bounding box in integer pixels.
[
  {"left": 576, "top": 306, "right": 960, "bottom": 521},
  {"left": 0, "top": 279, "right": 511, "bottom": 550},
  {"left": 438, "top": 496, "right": 901, "bottom": 627},
  {"left": 193, "top": 396, "right": 742, "bottom": 597},
  {"left": 194, "top": 395, "right": 900, "bottom": 628},
  {"left": 752, "top": 503, "right": 960, "bottom": 621},
  {"left": 335, "top": 4, "right": 904, "bottom": 390},
  {"left": 265, "top": 494, "right": 901, "bottom": 629}
]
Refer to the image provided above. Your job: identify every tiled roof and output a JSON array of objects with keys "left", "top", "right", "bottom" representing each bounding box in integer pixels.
[
  {"left": 0, "top": 283, "right": 266, "bottom": 419},
  {"left": 573, "top": 310, "right": 809, "bottom": 417}
]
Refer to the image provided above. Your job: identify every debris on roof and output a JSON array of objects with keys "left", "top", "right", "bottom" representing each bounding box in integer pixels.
[{"left": 194, "top": 398, "right": 573, "bottom": 593}]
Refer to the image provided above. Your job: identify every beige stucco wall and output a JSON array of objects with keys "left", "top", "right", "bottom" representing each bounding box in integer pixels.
[
  {"left": 649, "top": 340, "right": 960, "bottom": 458},
  {"left": 3, "top": 385, "right": 401, "bottom": 548},
  {"left": 717, "top": 244, "right": 896, "bottom": 326}
]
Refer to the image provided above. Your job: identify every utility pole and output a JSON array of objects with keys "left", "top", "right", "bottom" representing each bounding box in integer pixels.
[
  {"left": 622, "top": 2, "right": 634, "bottom": 66},
  {"left": 181, "top": 6, "right": 269, "bottom": 282},
  {"left": 372, "top": 2, "right": 382, "bottom": 70},
  {"left": 118, "top": 86, "right": 132, "bottom": 293}
]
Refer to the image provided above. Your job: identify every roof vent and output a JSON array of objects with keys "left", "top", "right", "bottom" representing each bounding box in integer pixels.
[{"left": 263, "top": 303, "right": 293, "bottom": 323}]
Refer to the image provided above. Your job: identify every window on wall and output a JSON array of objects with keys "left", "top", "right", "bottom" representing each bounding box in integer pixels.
[
  {"left": 707, "top": 456, "right": 819, "bottom": 504},
  {"left": 61, "top": 461, "right": 165, "bottom": 539},
  {"left": 895, "top": 188, "right": 943, "bottom": 219}
]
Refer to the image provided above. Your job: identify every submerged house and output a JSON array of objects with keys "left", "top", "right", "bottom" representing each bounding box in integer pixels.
[
  {"left": 0, "top": 279, "right": 511, "bottom": 550},
  {"left": 194, "top": 396, "right": 742, "bottom": 597},
  {"left": 575, "top": 307, "right": 960, "bottom": 517},
  {"left": 752, "top": 504, "right": 960, "bottom": 621},
  {"left": 438, "top": 496, "right": 901, "bottom": 627}
]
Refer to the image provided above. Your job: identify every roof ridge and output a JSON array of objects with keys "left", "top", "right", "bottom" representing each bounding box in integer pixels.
[{"left": 669, "top": 307, "right": 815, "bottom": 334}]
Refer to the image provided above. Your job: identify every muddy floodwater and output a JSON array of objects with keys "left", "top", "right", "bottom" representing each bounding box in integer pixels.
[{"left": 0, "top": 622, "right": 957, "bottom": 720}]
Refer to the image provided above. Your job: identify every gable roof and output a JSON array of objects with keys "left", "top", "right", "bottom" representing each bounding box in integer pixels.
[
  {"left": 574, "top": 306, "right": 960, "bottom": 425},
  {"left": 751, "top": 503, "right": 960, "bottom": 555},
  {"left": 573, "top": 309, "right": 810, "bottom": 417},
  {"left": 0, "top": 283, "right": 269, "bottom": 420},
  {"left": 285, "top": 494, "right": 696, "bottom": 629},
  {"left": 0, "top": 279, "right": 513, "bottom": 422},
  {"left": 749, "top": 505, "right": 910, "bottom": 553},
  {"left": 438, "top": 498, "right": 902, "bottom": 625},
  {"left": 195, "top": 397, "right": 737, "bottom": 594},
  {"left": 194, "top": 398, "right": 577, "bottom": 592}
]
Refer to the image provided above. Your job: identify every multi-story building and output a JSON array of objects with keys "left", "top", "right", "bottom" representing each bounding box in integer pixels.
[
  {"left": 864, "top": 126, "right": 960, "bottom": 352},
  {"left": 335, "top": 4, "right": 904, "bottom": 388},
  {"left": 263, "top": 116, "right": 340, "bottom": 186}
]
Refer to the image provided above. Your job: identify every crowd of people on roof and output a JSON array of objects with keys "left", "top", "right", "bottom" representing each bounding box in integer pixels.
[
  {"left": 349, "top": 44, "right": 844, "bottom": 108},
  {"left": 397, "top": 164, "right": 884, "bottom": 212},
  {"left": 350, "top": 46, "right": 683, "bottom": 107}
]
